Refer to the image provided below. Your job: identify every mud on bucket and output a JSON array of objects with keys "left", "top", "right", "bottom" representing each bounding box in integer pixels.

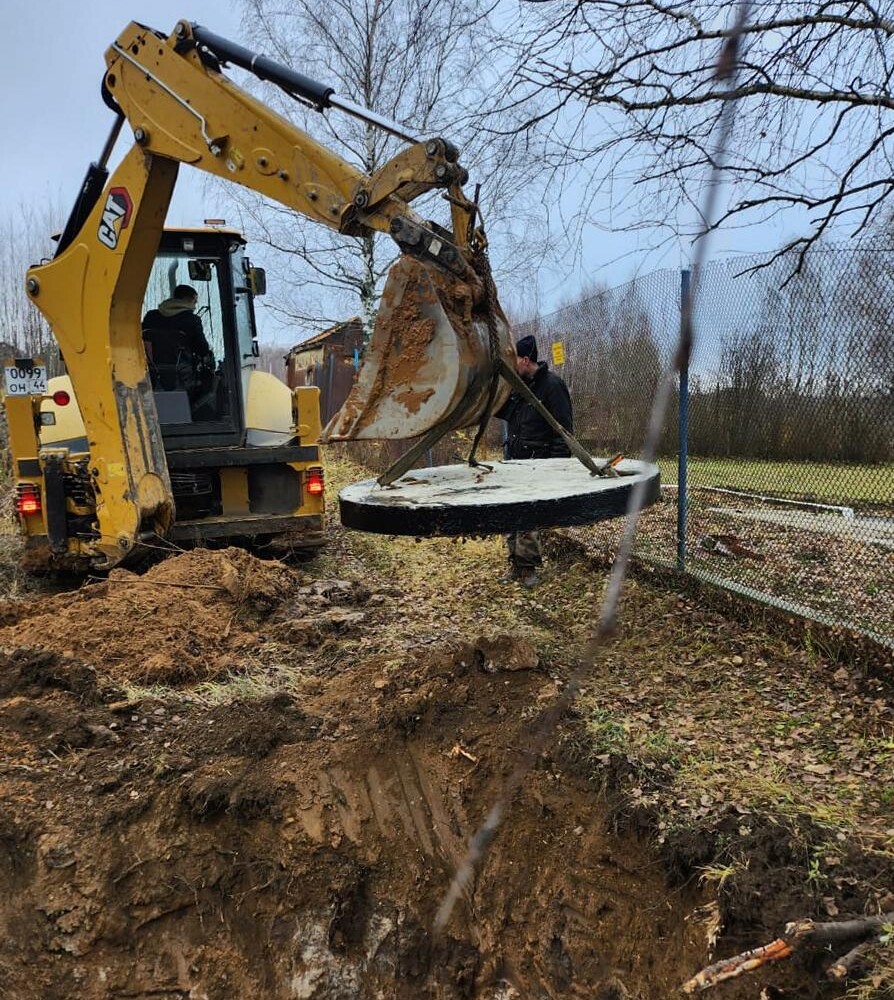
[{"left": 320, "top": 256, "right": 514, "bottom": 442}]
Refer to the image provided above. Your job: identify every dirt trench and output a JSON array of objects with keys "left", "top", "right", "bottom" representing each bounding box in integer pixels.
[{"left": 0, "top": 550, "right": 791, "bottom": 998}]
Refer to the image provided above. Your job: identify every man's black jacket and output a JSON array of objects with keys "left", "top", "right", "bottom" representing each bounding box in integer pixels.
[
  {"left": 496, "top": 361, "right": 573, "bottom": 459},
  {"left": 142, "top": 309, "right": 211, "bottom": 366}
]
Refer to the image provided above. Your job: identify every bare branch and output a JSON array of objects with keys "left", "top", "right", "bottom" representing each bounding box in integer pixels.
[
  {"left": 221, "top": 0, "right": 549, "bottom": 342},
  {"left": 482, "top": 0, "right": 894, "bottom": 264}
]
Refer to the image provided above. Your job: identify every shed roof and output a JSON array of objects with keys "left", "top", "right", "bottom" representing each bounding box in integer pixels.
[{"left": 287, "top": 317, "right": 363, "bottom": 356}]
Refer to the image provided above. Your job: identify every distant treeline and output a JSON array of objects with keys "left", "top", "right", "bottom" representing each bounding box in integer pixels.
[{"left": 516, "top": 246, "right": 894, "bottom": 465}]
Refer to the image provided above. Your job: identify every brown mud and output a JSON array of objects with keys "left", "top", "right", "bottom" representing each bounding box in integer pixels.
[
  {"left": 0, "top": 547, "right": 863, "bottom": 998},
  {"left": 0, "top": 662, "right": 698, "bottom": 998},
  {"left": 0, "top": 550, "right": 295, "bottom": 686},
  {"left": 326, "top": 256, "right": 511, "bottom": 440},
  {"left": 327, "top": 259, "right": 445, "bottom": 436}
]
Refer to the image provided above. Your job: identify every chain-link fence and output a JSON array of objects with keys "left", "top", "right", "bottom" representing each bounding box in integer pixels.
[{"left": 517, "top": 243, "right": 894, "bottom": 646}]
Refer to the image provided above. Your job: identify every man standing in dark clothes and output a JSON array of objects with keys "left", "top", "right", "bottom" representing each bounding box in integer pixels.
[{"left": 495, "top": 334, "right": 573, "bottom": 587}]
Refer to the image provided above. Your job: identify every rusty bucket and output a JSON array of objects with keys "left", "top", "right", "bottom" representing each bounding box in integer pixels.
[{"left": 321, "top": 256, "right": 514, "bottom": 442}]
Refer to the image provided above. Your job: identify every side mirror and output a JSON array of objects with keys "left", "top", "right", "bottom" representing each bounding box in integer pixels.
[
  {"left": 188, "top": 260, "right": 213, "bottom": 282},
  {"left": 248, "top": 267, "right": 267, "bottom": 296}
]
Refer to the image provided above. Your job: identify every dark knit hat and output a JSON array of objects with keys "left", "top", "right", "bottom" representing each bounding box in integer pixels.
[{"left": 516, "top": 335, "right": 538, "bottom": 361}]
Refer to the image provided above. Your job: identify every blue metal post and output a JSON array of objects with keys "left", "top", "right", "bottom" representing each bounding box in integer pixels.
[{"left": 677, "top": 269, "right": 691, "bottom": 571}]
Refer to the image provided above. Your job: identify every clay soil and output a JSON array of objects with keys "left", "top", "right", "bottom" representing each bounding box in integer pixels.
[{"left": 0, "top": 454, "right": 891, "bottom": 999}]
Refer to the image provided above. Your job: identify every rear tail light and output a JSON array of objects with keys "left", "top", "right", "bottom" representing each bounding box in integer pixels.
[
  {"left": 15, "top": 483, "right": 42, "bottom": 516},
  {"left": 305, "top": 467, "right": 325, "bottom": 496},
  {"left": 52, "top": 390, "right": 71, "bottom": 406}
]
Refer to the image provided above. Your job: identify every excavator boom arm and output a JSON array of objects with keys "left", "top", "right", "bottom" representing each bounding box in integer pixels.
[{"left": 105, "top": 21, "right": 477, "bottom": 274}]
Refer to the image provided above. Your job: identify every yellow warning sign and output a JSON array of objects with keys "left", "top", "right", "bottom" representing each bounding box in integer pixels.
[{"left": 551, "top": 340, "right": 566, "bottom": 366}]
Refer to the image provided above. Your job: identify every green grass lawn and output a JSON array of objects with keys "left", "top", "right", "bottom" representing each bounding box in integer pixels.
[{"left": 656, "top": 455, "right": 894, "bottom": 505}]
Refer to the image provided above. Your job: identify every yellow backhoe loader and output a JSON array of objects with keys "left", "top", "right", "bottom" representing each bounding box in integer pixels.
[{"left": 2, "top": 19, "right": 514, "bottom": 572}]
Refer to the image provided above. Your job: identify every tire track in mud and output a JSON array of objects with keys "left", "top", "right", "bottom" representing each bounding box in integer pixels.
[
  {"left": 0, "top": 645, "right": 719, "bottom": 1000},
  {"left": 216, "top": 715, "right": 715, "bottom": 999}
]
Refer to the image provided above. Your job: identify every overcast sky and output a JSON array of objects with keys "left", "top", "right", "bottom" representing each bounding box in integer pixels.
[
  {"left": 0, "top": 1, "right": 810, "bottom": 340},
  {"left": 1, "top": 1, "right": 243, "bottom": 229}
]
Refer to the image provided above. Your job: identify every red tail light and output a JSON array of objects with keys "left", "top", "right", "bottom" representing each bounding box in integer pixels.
[
  {"left": 52, "top": 390, "right": 71, "bottom": 406},
  {"left": 16, "top": 483, "right": 41, "bottom": 516},
  {"left": 305, "top": 467, "right": 324, "bottom": 496}
]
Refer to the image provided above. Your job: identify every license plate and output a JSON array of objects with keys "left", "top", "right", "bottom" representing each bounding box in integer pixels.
[{"left": 3, "top": 363, "right": 47, "bottom": 396}]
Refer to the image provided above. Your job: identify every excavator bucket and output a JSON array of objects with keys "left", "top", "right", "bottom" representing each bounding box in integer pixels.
[{"left": 321, "top": 256, "right": 515, "bottom": 442}]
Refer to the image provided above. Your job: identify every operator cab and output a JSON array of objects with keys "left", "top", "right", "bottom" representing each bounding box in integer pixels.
[{"left": 141, "top": 228, "right": 265, "bottom": 449}]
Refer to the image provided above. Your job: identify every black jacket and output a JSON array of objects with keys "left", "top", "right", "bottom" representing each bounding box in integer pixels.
[
  {"left": 141, "top": 308, "right": 211, "bottom": 366},
  {"left": 496, "top": 362, "right": 573, "bottom": 459}
]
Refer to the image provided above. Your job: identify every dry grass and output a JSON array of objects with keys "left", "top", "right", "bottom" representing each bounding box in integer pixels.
[
  {"left": 0, "top": 457, "right": 29, "bottom": 599},
  {"left": 7, "top": 448, "right": 892, "bottom": 872},
  {"left": 564, "top": 489, "right": 894, "bottom": 642},
  {"left": 843, "top": 945, "right": 894, "bottom": 1000},
  {"left": 573, "top": 598, "right": 894, "bottom": 847},
  {"left": 10, "top": 444, "right": 890, "bottom": 993},
  {"left": 325, "top": 448, "right": 893, "bottom": 848}
]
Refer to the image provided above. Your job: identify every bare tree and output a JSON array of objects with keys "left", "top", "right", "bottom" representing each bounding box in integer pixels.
[
  {"left": 495, "top": 1, "right": 894, "bottom": 271},
  {"left": 0, "top": 202, "right": 64, "bottom": 471},
  {"left": 0, "top": 203, "right": 63, "bottom": 370},
  {"left": 514, "top": 277, "right": 665, "bottom": 451},
  {"left": 839, "top": 239, "right": 894, "bottom": 396},
  {"left": 223, "top": 0, "right": 547, "bottom": 342},
  {"left": 757, "top": 254, "right": 829, "bottom": 396}
]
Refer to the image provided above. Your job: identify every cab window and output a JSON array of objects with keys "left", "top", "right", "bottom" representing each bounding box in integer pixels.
[{"left": 141, "top": 251, "right": 232, "bottom": 424}]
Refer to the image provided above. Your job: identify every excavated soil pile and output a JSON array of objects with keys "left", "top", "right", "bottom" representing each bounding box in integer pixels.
[
  {"left": 0, "top": 549, "right": 733, "bottom": 1000},
  {"left": 0, "top": 549, "right": 298, "bottom": 686}
]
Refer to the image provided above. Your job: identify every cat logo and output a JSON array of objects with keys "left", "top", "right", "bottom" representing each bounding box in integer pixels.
[{"left": 97, "top": 187, "right": 133, "bottom": 250}]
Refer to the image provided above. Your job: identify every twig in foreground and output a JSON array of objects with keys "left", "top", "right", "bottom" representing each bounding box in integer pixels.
[{"left": 682, "top": 912, "right": 894, "bottom": 992}]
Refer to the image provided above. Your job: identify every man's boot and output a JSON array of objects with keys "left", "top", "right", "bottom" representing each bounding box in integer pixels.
[{"left": 519, "top": 569, "right": 540, "bottom": 588}]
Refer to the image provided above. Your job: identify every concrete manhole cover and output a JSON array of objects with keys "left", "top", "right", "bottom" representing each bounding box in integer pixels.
[{"left": 339, "top": 457, "right": 661, "bottom": 535}]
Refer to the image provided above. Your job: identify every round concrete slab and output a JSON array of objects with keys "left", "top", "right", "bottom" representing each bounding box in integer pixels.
[{"left": 338, "top": 458, "right": 661, "bottom": 536}]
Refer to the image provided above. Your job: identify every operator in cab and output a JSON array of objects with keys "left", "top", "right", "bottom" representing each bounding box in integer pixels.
[{"left": 142, "top": 284, "right": 213, "bottom": 400}]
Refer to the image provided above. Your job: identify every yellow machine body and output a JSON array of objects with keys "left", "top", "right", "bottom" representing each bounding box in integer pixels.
[{"left": 5, "top": 225, "right": 325, "bottom": 571}]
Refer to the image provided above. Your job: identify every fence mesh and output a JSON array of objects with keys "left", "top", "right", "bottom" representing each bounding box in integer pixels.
[{"left": 517, "top": 243, "right": 894, "bottom": 646}]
